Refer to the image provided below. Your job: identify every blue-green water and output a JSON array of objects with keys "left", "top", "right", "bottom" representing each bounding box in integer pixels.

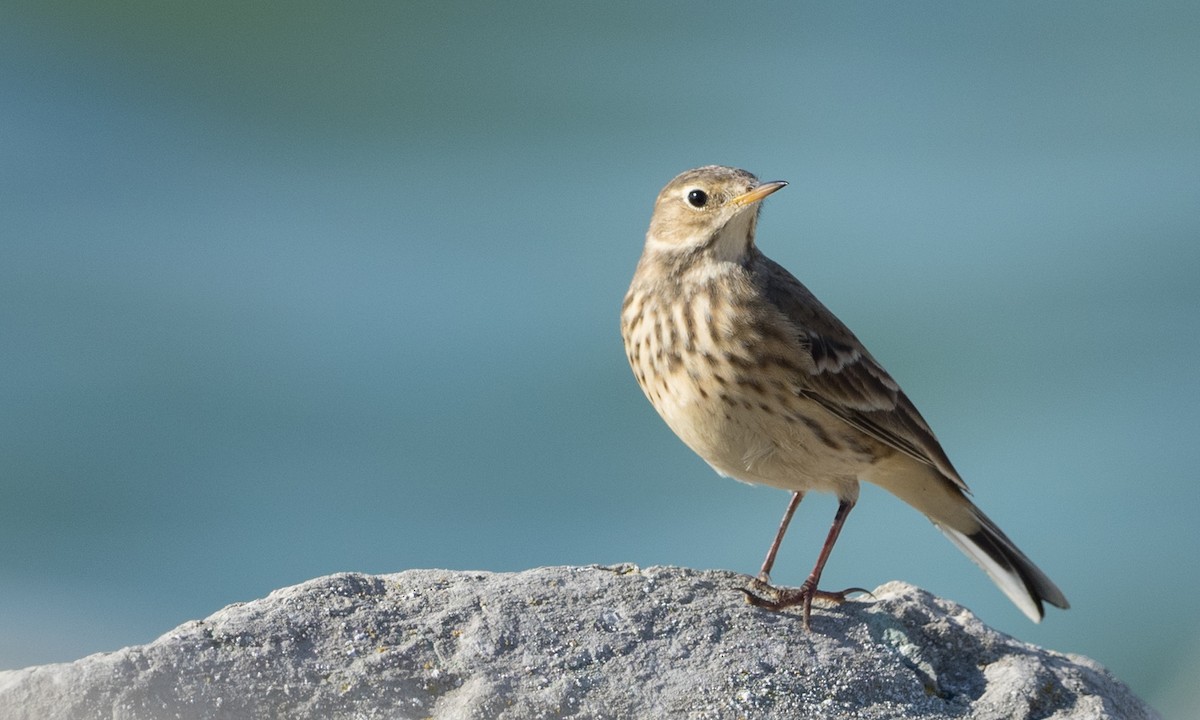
[{"left": 3, "top": 3, "right": 1198, "bottom": 715}]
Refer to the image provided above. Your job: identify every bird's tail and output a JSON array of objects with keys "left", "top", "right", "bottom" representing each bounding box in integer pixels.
[
  {"left": 864, "top": 459, "right": 1069, "bottom": 621},
  {"left": 938, "top": 507, "right": 1070, "bottom": 622}
]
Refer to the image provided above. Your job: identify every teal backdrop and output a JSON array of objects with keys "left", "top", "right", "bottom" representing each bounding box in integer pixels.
[{"left": 2, "top": 3, "right": 1197, "bottom": 715}]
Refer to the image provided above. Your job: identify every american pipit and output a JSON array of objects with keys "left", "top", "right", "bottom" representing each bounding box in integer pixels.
[{"left": 620, "top": 165, "right": 1068, "bottom": 628}]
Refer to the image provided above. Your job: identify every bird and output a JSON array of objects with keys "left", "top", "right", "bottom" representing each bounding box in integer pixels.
[{"left": 620, "top": 165, "right": 1069, "bottom": 628}]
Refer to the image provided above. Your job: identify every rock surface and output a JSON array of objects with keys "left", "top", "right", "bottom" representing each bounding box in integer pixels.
[{"left": 0, "top": 565, "right": 1157, "bottom": 720}]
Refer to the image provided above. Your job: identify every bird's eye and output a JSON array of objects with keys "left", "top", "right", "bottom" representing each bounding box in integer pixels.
[{"left": 686, "top": 189, "right": 709, "bottom": 208}]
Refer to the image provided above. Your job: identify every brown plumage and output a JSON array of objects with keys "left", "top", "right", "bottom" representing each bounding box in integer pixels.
[{"left": 621, "top": 165, "right": 1068, "bottom": 627}]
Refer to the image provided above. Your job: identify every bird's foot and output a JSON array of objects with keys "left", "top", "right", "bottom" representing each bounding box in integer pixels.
[{"left": 740, "top": 576, "right": 870, "bottom": 629}]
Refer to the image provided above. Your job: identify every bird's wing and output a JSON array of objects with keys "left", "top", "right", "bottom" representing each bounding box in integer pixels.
[{"left": 756, "top": 254, "right": 968, "bottom": 491}]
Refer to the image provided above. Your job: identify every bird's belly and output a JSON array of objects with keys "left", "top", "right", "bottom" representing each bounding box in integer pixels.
[{"left": 646, "top": 362, "right": 870, "bottom": 497}]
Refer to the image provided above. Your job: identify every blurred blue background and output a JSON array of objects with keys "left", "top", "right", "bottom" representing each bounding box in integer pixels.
[{"left": 2, "top": 2, "right": 1197, "bottom": 715}]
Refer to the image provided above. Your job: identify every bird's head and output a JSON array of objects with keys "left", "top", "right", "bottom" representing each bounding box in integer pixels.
[{"left": 645, "top": 165, "right": 787, "bottom": 265}]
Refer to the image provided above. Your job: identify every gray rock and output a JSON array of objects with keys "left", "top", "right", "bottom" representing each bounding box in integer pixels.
[{"left": 0, "top": 565, "right": 1157, "bottom": 720}]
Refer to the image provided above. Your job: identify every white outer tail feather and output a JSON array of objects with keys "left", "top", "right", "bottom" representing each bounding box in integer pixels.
[{"left": 939, "top": 525, "right": 1044, "bottom": 622}]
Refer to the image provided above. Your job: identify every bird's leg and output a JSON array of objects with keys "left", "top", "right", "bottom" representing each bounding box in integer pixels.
[
  {"left": 743, "top": 498, "right": 867, "bottom": 629},
  {"left": 756, "top": 491, "right": 804, "bottom": 583}
]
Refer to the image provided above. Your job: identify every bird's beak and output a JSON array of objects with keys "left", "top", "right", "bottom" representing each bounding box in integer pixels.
[{"left": 731, "top": 181, "right": 788, "bottom": 207}]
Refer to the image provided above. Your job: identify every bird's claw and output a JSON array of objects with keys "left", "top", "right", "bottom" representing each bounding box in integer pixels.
[{"left": 740, "top": 577, "right": 870, "bottom": 628}]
